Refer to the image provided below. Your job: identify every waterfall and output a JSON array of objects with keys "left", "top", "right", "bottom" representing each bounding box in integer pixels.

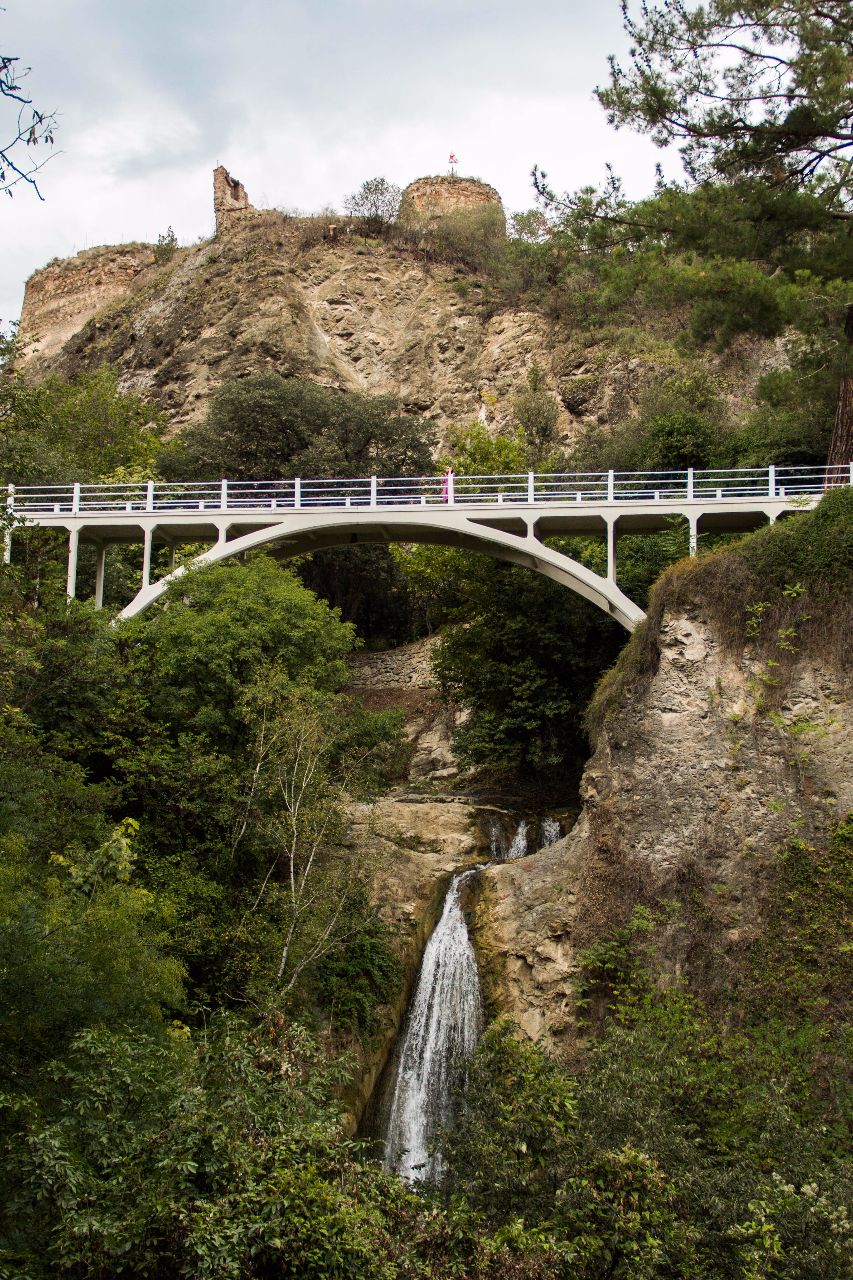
[
  {"left": 541, "top": 816, "right": 561, "bottom": 846},
  {"left": 506, "top": 819, "right": 528, "bottom": 860},
  {"left": 488, "top": 814, "right": 505, "bottom": 862},
  {"left": 382, "top": 868, "right": 484, "bottom": 1182}
]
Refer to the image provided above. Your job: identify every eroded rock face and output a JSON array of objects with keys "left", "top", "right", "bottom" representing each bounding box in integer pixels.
[
  {"left": 340, "top": 638, "right": 484, "bottom": 1127},
  {"left": 16, "top": 185, "right": 777, "bottom": 438},
  {"left": 348, "top": 636, "right": 467, "bottom": 782},
  {"left": 475, "top": 606, "right": 852, "bottom": 1052},
  {"left": 18, "top": 244, "right": 153, "bottom": 364},
  {"left": 342, "top": 795, "right": 482, "bottom": 1130}
]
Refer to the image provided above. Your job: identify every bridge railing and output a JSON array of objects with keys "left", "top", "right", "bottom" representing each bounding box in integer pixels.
[{"left": 5, "top": 464, "right": 850, "bottom": 514}]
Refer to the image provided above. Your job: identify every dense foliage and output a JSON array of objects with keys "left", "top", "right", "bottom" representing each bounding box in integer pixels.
[{"left": 164, "top": 373, "right": 434, "bottom": 482}]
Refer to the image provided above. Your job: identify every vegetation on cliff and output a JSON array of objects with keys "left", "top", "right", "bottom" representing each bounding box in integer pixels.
[{"left": 588, "top": 486, "right": 853, "bottom": 736}]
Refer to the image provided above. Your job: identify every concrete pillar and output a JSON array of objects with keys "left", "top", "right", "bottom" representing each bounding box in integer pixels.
[
  {"left": 688, "top": 515, "right": 698, "bottom": 557},
  {"left": 606, "top": 517, "right": 617, "bottom": 582},
  {"left": 142, "top": 526, "right": 154, "bottom": 589},
  {"left": 94, "top": 544, "right": 107, "bottom": 608},
  {"left": 4, "top": 483, "right": 13, "bottom": 563},
  {"left": 66, "top": 528, "right": 80, "bottom": 599},
  {"left": 167, "top": 545, "right": 176, "bottom": 572}
]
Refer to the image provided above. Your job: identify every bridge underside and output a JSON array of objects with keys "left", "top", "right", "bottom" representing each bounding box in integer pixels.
[{"left": 114, "top": 513, "right": 647, "bottom": 632}]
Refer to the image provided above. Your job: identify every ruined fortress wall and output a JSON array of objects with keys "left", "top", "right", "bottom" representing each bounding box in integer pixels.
[
  {"left": 398, "top": 176, "right": 505, "bottom": 228},
  {"left": 17, "top": 168, "right": 256, "bottom": 366},
  {"left": 213, "top": 165, "right": 253, "bottom": 233},
  {"left": 18, "top": 244, "right": 152, "bottom": 364}
]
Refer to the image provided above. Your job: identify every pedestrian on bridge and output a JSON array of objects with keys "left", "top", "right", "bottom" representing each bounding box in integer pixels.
[{"left": 441, "top": 466, "right": 455, "bottom": 502}]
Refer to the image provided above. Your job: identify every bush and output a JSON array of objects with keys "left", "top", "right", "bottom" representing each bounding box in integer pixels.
[
  {"left": 153, "top": 225, "right": 178, "bottom": 264},
  {"left": 165, "top": 373, "right": 434, "bottom": 482},
  {"left": 344, "top": 177, "right": 402, "bottom": 235}
]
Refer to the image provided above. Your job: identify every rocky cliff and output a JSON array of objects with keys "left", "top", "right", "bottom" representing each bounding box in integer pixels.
[
  {"left": 474, "top": 576, "right": 851, "bottom": 1052},
  {"left": 16, "top": 170, "right": 779, "bottom": 440}
]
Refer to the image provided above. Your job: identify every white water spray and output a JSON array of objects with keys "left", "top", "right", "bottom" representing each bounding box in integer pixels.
[
  {"left": 540, "top": 817, "right": 561, "bottom": 847},
  {"left": 382, "top": 869, "right": 484, "bottom": 1182},
  {"left": 506, "top": 819, "right": 529, "bottom": 860}
]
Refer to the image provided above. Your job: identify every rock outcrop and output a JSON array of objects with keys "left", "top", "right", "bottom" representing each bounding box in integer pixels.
[
  {"left": 16, "top": 171, "right": 779, "bottom": 438},
  {"left": 348, "top": 635, "right": 467, "bottom": 782},
  {"left": 475, "top": 605, "right": 852, "bottom": 1052},
  {"left": 17, "top": 244, "right": 153, "bottom": 364}
]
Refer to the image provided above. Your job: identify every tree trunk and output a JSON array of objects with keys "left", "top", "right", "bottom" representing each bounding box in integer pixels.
[{"left": 827, "top": 304, "right": 853, "bottom": 473}]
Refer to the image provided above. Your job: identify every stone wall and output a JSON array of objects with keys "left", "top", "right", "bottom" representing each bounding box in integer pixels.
[
  {"left": 17, "top": 244, "right": 152, "bottom": 364},
  {"left": 398, "top": 175, "right": 505, "bottom": 229}
]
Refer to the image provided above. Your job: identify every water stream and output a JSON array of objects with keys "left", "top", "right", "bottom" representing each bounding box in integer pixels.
[{"left": 382, "top": 868, "right": 484, "bottom": 1181}]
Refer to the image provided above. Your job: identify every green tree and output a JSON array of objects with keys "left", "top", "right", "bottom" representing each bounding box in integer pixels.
[
  {"left": 597, "top": 1, "right": 853, "bottom": 198},
  {"left": 167, "top": 373, "right": 433, "bottom": 481},
  {"left": 594, "top": 1, "right": 853, "bottom": 464},
  {"left": 344, "top": 176, "right": 402, "bottom": 234},
  {"left": 0, "top": 367, "right": 162, "bottom": 484},
  {"left": 513, "top": 363, "right": 560, "bottom": 464}
]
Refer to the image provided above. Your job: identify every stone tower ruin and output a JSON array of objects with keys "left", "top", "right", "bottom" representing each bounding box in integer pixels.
[
  {"left": 213, "top": 165, "right": 253, "bottom": 233},
  {"left": 397, "top": 175, "right": 505, "bottom": 232}
]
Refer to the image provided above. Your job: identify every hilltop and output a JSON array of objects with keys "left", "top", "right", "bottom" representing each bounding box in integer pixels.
[{"left": 15, "top": 168, "right": 782, "bottom": 443}]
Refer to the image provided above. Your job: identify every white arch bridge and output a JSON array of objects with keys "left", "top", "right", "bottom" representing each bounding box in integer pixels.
[{"left": 5, "top": 465, "right": 848, "bottom": 632}]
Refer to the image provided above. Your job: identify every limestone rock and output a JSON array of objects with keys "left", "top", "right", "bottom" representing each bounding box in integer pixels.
[{"left": 475, "top": 605, "right": 852, "bottom": 1051}]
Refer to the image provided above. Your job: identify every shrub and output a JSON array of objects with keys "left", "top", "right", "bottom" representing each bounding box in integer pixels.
[
  {"left": 153, "top": 225, "right": 178, "bottom": 264},
  {"left": 344, "top": 177, "right": 402, "bottom": 235}
]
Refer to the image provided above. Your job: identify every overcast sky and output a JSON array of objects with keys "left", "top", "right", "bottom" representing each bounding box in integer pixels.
[{"left": 2, "top": 0, "right": 680, "bottom": 329}]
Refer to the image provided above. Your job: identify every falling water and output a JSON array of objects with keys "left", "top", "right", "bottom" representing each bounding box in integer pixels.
[
  {"left": 540, "top": 817, "right": 561, "bottom": 847},
  {"left": 488, "top": 814, "right": 505, "bottom": 862},
  {"left": 506, "top": 819, "right": 529, "bottom": 860},
  {"left": 382, "top": 868, "right": 484, "bottom": 1182}
]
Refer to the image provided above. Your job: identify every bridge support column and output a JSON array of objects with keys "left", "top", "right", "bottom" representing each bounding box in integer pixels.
[
  {"left": 606, "top": 517, "right": 617, "bottom": 582},
  {"left": 94, "top": 544, "right": 107, "bottom": 609},
  {"left": 66, "top": 529, "right": 80, "bottom": 599},
  {"left": 3, "top": 484, "right": 13, "bottom": 564},
  {"left": 142, "top": 527, "right": 154, "bottom": 590},
  {"left": 688, "top": 515, "right": 698, "bottom": 557}
]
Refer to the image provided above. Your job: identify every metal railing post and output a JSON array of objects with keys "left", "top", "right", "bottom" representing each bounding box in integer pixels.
[
  {"left": 72, "top": 482, "right": 81, "bottom": 515},
  {"left": 447, "top": 472, "right": 455, "bottom": 505},
  {"left": 687, "top": 467, "right": 694, "bottom": 500},
  {"left": 607, "top": 470, "right": 614, "bottom": 502},
  {"left": 768, "top": 465, "right": 776, "bottom": 498},
  {"left": 220, "top": 479, "right": 228, "bottom": 509},
  {"left": 527, "top": 472, "right": 535, "bottom": 503},
  {"left": 146, "top": 479, "right": 155, "bottom": 512},
  {"left": 294, "top": 477, "right": 301, "bottom": 508},
  {"left": 370, "top": 476, "right": 378, "bottom": 508}
]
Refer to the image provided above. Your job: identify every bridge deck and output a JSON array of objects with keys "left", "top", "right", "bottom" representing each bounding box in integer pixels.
[{"left": 4, "top": 465, "right": 848, "bottom": 627}]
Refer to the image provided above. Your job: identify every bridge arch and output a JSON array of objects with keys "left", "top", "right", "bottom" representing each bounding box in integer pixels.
[{"left": 117, "top": 512, "right": 645, "bottom": 631}]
